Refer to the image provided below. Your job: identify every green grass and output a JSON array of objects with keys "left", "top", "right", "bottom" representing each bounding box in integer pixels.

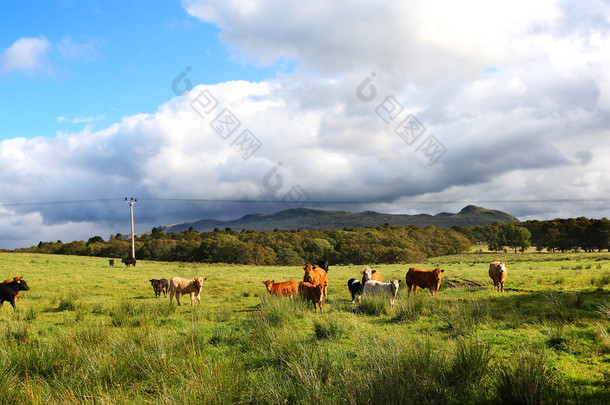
[{"left": 0, "top": 252, "right": 609, "bottom": 404}]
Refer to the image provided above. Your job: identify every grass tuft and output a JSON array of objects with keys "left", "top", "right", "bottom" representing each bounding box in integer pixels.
[
  {"left": 494, "top": 348, "right": 559, "bottom": 405},
  {"left": 313, "top": 317, "right": 345, "bottom": 340}
]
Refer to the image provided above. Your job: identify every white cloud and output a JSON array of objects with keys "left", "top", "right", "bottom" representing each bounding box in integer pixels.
[
  {"left": 56, "top": 36, "right": 102, "bottom": 62},
  {"left": 1, "top": 0, "right": 610, "bottom": 248},
  {"left": 0, "top": 36, "right": 51, "bottom": 73},
  {"left": 57, "top": 114, "right": 106, "bottom": 124}
]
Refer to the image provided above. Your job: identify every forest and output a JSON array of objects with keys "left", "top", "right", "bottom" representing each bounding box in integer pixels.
[{"left": 11, "top": 217, "right": 610, "bottom": 265}]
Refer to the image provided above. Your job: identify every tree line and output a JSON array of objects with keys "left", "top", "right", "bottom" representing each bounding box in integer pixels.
[
  {"left": 17, "top": 225, "right": 470, "bottom": 265},
  {"left": 12, "top": 217, "right": 609, "bottom": 265},
  {"left": 454, "top": 217, "right": 610, "bottom": 253}
]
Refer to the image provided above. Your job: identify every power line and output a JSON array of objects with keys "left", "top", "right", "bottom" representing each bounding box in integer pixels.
[
  {"left": 0, "top": 197, "right": 609, "bottom": 207},
  {"left": 0, "top": 198, "right": 119, "bottom": 207}
]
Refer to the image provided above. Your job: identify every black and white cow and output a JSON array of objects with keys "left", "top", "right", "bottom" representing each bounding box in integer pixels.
[{"left": 347, "top": 278, "right": 364, "bottom": 304}]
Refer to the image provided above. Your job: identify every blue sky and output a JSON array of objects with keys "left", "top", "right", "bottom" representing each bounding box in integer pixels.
[
  {"left": 0, "top": 0, "right": 609, "bottom": 249},
  {"left": 1, "top": 0, "right": 279, "bottom": 139}
]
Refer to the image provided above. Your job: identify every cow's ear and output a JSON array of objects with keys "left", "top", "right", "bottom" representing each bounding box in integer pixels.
[
  {"left": 360, "top": 271, "right": 364, "bottom": 274},
  {"left": 272, "top": 280, "right": 275, "bottom": 284},
  {"left": 203, "top": 278, "right": 207, "bottom": 281},
  {"left": 371, "top": 269, "right": 377, "bottom": 274},
  {"left": 441, "top": 269, "right": 445, "bottom": 272}
]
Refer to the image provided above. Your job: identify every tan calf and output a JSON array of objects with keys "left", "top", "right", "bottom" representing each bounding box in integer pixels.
[
  {"left": 488, "top": 261, "right": 507, "bottom": 292},
  {"left": 169, "top": 276, "right": 207, "bottom": 306},
  {"left": 263, "top": 280, "right": 299, "bottom": 299}
]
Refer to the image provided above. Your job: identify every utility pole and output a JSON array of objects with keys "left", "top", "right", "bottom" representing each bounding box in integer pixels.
[{"left": 125, "top": 198, "right": 137, "bottom": 259}]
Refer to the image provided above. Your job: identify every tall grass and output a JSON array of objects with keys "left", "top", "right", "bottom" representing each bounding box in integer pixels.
[
  {"left": 348, "top": 336, "right": 493, "bottom": 404},
  {"left": 494, "top": 348, "right": 560, "bottom": 405},
  {"left": 1, "top": 252, "right": 609, "bottom": 403}
]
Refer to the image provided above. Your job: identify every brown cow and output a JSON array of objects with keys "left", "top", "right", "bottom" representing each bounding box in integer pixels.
[
  {"left": 169, "top": 276, "right": 207, "bottom": 306},
  {"left": 405, "top": 267, "right": 445, "bottom": 296},
  {"left": 489, "top": 261, "right": 507, "bottom": 292},
  {"left": 3, "top": 276, "right": 23, "bottom": 301},
  {"left": 361, "top": 267, "right": 382, "bottom": 284},
  {"left": 303, "top": 264, "right": 328, "bottom": 298},
  {"left": 263, "top": 280, "right": 299, "bottom": 299},
  {"left": 150, "top": 278, "right": 169, "bottom": 298},
  {"left": 298, "top": 281, "right": 325, "bottom": 313}
]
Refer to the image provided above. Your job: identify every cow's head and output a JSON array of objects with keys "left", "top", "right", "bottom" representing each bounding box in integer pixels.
[
  {"left": 361, "top": 267, "right": 377, "bottom": 282},
  {"left": 315, "top": 283, "right": 326, "bottom": 296},
  {"left": 303, "top": 264, "right": 315, "bottom": 283},
  {"left": 194, "top": 277, "right": 207, "bottom": 290},
  {"left": 149, "top": 279, "right": 156, "bottom": 286},
  {"left": 17, "top": 280, "right": 30, "bottom": 291},
  {"left": 433, "top": 268, "right": 445, "bottom": 280},
  {"left": 263, "top": 280, "right": 274, "bottom": 291},
  {"left": 499, "top": 263, "right": 507, "bottom": 273}
]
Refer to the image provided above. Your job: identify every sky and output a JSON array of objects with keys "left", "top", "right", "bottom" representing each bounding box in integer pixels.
[{"left": 0, "top": 0, "right": 609, "bottom": 249}]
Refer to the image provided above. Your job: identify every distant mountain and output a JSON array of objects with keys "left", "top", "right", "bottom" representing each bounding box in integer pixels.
[{"left": 160, "top": 205, "right": 519, "bottom": 233}]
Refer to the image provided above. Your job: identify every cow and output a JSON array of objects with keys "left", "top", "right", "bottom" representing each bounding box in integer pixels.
[
  {"left": 263, "top": 280, "right": 299, "bottom": 299},
  {"left": 303, "top": 263, "right": 328, "bottom": 298},
  {"left": 0, "top": 279, "right": 30, "bottom": 311},
  {"left": 122, "top": 257, "right": 136, "bottom": 267},
  {"left": 361, "top": 267, "right": 382, "bottom": 285},
  {"left": 362, "top": 279, "right": 402, "bottom": 309},
  {"left": 489, "top": 261, "right": 507, "bottom": 292},
  {"left": 109, "top": 259, "right": 115, "bottom": 267},
  {"left": 299, "top": 281, "right": 325, "bottom": 313},
  {"left": 169, "top": 276, "right": 206, "bottom": 306},
  {"left": 3, "top": 276, "right": 23, "bottom": 301},
  {"left": 347, "top": 278, "right": 364, "bottom": 304},
  {"left": 405, "top": 267, "right": 445, "bottom": 297},
  {"left": 318, "top": 260, "right": 330, "bottom": 273},
  {"left": 150, "top": 278, "right": 169, "bottom": 298}
]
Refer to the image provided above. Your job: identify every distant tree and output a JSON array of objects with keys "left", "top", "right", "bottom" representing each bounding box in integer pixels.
[
  {"left": 87, "top": 236, "right": 104, "bottom": 245},
  {"left": 502, "top": 224, "right": 531, "bottom": 253}
]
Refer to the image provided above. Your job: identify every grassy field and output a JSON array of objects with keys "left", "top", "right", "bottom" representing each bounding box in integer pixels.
[{"left": 0, "top": 252, "right": 609, "bottom": 404}]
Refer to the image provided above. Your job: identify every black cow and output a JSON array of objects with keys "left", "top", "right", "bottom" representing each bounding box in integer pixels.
[
  {"left": 0, "top": 280, "right": 30, "bottom": 311},
  {"left": 150, "top": 278, "right": 169, "bottom": 298},
  {"left": 347, "top": 278, "right": 364, "bottom": 304},
  {"left": 122, "top": 257, "right": 137, "bottom": 267},
  {"left": 318, "top": 260, "right": 329, "bottom": 273}
]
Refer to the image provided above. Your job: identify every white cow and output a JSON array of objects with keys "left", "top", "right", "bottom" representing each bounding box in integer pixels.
[{"left": 363, "top": 279, "right": 402, "bottom": 309}]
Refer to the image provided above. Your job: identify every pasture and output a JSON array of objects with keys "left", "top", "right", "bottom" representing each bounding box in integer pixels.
[{"left": 0, "top": 252, "right": 609, "bottom": 404}]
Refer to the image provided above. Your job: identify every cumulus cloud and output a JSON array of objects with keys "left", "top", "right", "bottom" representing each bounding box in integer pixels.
[
  {"left": 0, "top": 36, "right": 51, "bottom": 73},
  {"left": 1, "top": 0, "right": 610, "bottom": 248}
]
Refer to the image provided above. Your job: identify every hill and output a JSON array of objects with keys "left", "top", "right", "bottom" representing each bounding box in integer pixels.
[{"left": 160, "top": 205, "right": 519, "bottom": 233}]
